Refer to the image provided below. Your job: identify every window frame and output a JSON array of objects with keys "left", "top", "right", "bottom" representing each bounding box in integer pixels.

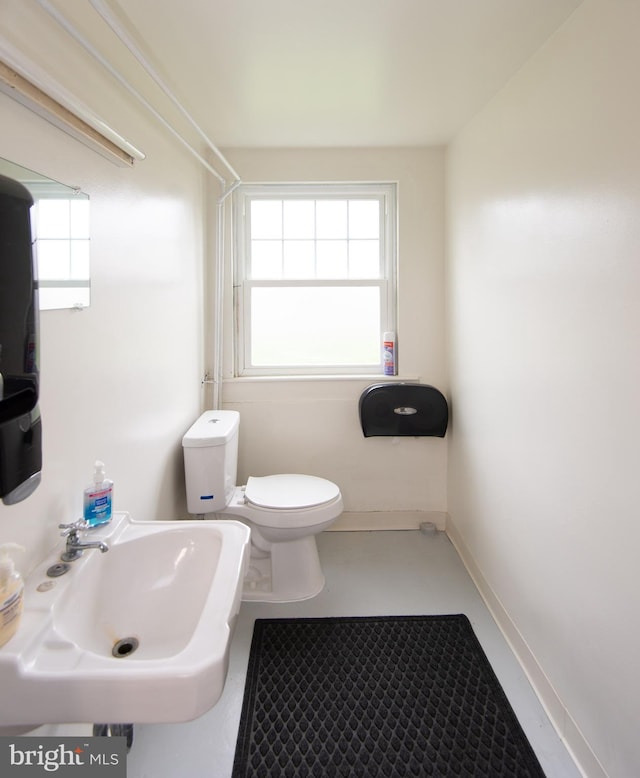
[{"left": 233, "top": 182, "right": 397, "bottom": 377}]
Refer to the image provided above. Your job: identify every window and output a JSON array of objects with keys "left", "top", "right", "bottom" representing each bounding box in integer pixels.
[{"left": 234, "top": 183, "right": 396, "bottom": 376}]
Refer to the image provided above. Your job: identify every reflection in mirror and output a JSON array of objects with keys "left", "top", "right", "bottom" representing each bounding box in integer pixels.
[{"left": 0, "top": 159, "right": 89, "bottom": 311}]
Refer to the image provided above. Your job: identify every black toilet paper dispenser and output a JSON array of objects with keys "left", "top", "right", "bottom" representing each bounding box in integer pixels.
[{"left": 359, "top": 383, "right": 448, "bottom": 438}]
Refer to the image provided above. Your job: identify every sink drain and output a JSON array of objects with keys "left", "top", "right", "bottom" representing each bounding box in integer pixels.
[
  {"left": 112, "top": 637, "right": 139, "bottom": 658},
  {"left": 46, "top": 562, "right": 71, "bottom": 578}
]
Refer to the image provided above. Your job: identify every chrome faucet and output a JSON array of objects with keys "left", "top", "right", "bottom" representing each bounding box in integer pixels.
[{"left": 59, "top": 519, "right": 109, "bottom": 562}]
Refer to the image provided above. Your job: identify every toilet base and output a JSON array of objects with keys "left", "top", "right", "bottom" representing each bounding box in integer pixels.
[{"left": 241, "top": 535, "right": 325, "bottom": 603}]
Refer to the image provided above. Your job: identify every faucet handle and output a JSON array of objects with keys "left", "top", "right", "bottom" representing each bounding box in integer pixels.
[{"left": 59, "top": 518, "right": 89, "bottom": 536}]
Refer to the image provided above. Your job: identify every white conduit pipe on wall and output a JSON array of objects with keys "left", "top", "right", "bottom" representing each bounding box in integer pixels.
[
  {"left": 87, "top": 0, "right": 241, "bottom": 184},
  {"left": 212, "top": 181, "right": 241, "bottom": 409},
  {"left": 36, "top": 0, "right": 235, "bottom": 187},
  {"left": 36, "top": 0, "right": 243, "bottom": 409},
  {"left": 84, "top": 0, "right": 242, "bottom": 408}
]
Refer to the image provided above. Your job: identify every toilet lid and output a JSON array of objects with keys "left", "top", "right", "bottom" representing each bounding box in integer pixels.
[{"left": 245, "top": 474, "right": 340, "bottom": 510}]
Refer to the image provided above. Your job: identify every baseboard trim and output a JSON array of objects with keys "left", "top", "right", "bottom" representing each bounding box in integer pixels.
[
  {"left": 328, "top": 510, "right": 448, "bottom": 532},
  {"left": 446, "top": 516, "right": 606, "bottom": 778}
]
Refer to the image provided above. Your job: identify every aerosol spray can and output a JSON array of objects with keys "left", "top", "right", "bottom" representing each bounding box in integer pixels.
[{"left": 383, "top": 332, "right": 396, "bottom": 376}]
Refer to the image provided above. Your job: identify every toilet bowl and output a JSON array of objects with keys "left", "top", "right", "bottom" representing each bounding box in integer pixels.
[{"left": 182, "top": 411, "right": 343, "bottom": 602}]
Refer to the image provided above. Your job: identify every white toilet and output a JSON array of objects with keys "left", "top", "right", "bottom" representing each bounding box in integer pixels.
[{"left": 182, "top": 410, "right": 343, "bottom": 602}]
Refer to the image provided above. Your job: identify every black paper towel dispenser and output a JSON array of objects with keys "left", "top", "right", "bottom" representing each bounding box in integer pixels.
[
  {"left": 0, "top": 173, "right": 42, "bottom": 504},
  {"left": 359, "top": 383, "right": 448, "bottom": 437}
]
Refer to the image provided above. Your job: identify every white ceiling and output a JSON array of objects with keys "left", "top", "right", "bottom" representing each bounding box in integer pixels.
[{"left": 39, "top": 0, "right": 583, "bottom": 148}]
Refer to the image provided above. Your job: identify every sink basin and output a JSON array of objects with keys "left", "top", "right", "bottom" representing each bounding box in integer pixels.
[
  {"left": 0, "top": 513, "right": 250, "bottom": 727},
  {"left": 54, "top": 526, "right": 226, "bottom": 660}
]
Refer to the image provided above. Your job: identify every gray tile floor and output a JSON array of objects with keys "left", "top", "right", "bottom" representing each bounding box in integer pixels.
[{"left": 120, "top": 530, "right": 581, "bottom": 777}]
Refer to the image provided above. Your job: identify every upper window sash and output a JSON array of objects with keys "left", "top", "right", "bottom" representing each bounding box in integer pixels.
[{"left": 237, "top": 183, "right": 395, "bottom": 274}]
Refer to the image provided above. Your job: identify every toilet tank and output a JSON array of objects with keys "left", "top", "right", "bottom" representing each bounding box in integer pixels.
[{"left": 182, "top": 410, "right": 239, "bottom": 514}]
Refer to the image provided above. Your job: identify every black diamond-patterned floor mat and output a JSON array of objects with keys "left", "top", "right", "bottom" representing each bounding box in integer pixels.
[{"left": 232, "top": 615, "right": 545, "bottom": 777}]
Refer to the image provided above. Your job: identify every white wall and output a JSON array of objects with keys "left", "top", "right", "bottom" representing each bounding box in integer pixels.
[
  {"left": 0, "top": 65, "right": 206, "bottom": 574},
  {"left": 447, "top": 2, "right": 640, "bottom": 775},
  {"left": 217, "top": 148, "right": 448, "bottom": 526}
]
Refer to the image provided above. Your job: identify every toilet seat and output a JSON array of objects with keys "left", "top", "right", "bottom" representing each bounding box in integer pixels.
[
  {"left": 245, "top": 474, "right": 340, "bottom": 510},
  {"left": 223, "top": 474, "right": 343, "bottom": 531}
]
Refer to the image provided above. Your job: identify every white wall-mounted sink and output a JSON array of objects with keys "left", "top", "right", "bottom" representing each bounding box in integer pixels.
[{"left": 0, "top": 513, "right": 250, "bottom": 728}]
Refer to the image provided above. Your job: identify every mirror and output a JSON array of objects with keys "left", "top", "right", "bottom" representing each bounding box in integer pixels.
[
  {"left": 0, "top": 173, "right": 41, "bottom": 503},
  {"left": 0, "top": 159, "right": 89, "bottom": 311}
]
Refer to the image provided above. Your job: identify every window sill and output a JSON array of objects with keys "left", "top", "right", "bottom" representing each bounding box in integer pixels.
[{"left": 222, "top": 374, "right": 420, "bottom": 384}]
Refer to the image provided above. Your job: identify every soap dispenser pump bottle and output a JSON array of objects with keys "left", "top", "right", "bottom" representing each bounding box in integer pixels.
[
  {"left": 0, "top": 543, "right": 25, "bottom": 648},
  {"left": 83, "top": 460, "right": 113, "bottom": 528}
]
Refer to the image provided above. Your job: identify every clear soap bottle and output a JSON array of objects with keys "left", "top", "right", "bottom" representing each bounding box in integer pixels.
[{"left": 83, "top": 460, "right": 114, "bottom": 528}]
